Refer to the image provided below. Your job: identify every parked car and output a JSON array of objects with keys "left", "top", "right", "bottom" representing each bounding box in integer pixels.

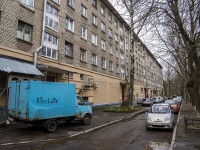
[
  {"left": 146, "top": 103, "right": 175, "bottom": 130},
  {"left": 153, "top": 96, "right": 163, "bottom": 103},
  {"left": 165, "top": 100, "right": 180, "bottom": 113},
  {"left": 173, "top": 97, "right": 182, "bottom": 104},
  {"left": 142, "top": 98, "right": 153, "bottom": 106}
]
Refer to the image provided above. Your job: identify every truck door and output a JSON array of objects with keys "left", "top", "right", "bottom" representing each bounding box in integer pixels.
[{"left": 75, "top": 95, "right": 88, "bottom": 119}]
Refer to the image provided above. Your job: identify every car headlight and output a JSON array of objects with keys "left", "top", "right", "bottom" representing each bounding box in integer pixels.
[
  {"left": 164, "top": 117, "right": 170, "bottom": 122},
  {"left": 147, "top": 116, "right": 152, "bottom": 122}
]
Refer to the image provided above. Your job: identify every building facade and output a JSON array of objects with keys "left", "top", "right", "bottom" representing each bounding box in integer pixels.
[{"left": 0, "top": 0, "right": 163, "bottom": 120}]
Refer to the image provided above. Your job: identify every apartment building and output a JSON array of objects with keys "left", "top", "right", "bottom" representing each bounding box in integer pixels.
[
  {"left": 0, "top": 0, "right": 163, "bottom": 122},
  {"left": 133, "top": 36, "right": 163, "bottom": 99}
]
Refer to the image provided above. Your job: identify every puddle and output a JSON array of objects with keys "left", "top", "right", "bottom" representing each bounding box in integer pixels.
[{"left": 146, "top": 140, "right": 170, "bottom": 150}]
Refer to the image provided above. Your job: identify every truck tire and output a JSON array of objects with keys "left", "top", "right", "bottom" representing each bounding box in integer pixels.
[
  {"left": 46, "top": 120, "right": 57, "bottom": 133},
  {"left": 82, "top": 114, "right": 90, "bottom": 125}
]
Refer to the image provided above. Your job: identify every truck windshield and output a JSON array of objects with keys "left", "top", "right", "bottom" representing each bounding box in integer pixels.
[{"left": 77, "top": 96, "right": 85, "bottom": 105}]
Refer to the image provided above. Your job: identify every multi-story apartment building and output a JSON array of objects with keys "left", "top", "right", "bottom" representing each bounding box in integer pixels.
[
  {"left": 132, "top": 37, "right": 163, "bottom": 99},
  {"left": 0, "top": 0, "right": 163, "bottom": 122}
]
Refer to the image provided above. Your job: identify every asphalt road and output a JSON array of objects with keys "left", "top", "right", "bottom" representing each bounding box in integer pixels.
[{"left": 3, "top": 112, "right": 177, "bottom": 150}]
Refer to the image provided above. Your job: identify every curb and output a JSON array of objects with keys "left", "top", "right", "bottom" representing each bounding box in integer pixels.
[
  {"left": 169, "top": 103, "right": 183, "bottom": 150},
  {"left": 0, "top": 108, "right": 148, "bottom": 146}
]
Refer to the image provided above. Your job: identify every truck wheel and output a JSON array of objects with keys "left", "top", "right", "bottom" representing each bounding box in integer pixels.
[
  {"left": 46, "top": 120, "right": 57, "bottom": 133},
  {"left": 82, "top": 114, "right": 90, "bottom": 125}
]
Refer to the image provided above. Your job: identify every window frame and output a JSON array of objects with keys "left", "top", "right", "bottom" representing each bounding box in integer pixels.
[
  {"left": 80, "top": 48, "right": 87, "bottom": 62},
  {"left": 67, "top": 0, "right": 74, "bottom": 8},
  {"left": 17, "top": 21, "right": 33, "bottom": 43},
  {"left": 92, "top": 13, "right": 97, "bottom": 26},
  {"left": 92, "top": 53, "right": 98, "bottom": 66},
  {"left": 19, "top": 0, "right": 34, "bottom": 10},
  {"left": 92, "top": 0, "right": 97, "bottom": 7},
  {"left": 80, "top": 26, "right": 87, "bottom": 40},
  {"left": 66, "top": 16, "right": 74, "bottom": 32},
  {"left": 65, "top": 41, "right": 73, "bottom": 57},
  {"left": 101, "top": 39, "right": 106, "bottom": 51},
  {"left": 92, "top": 33, "right": 97, "bottom": 45},
  {"left": 101, "top": 57, "right": 106, "bottom": 69},
  {"left": 109, "top": 61, "right": 113, "bottom": 71},
  {"left": 101, "top": 21, "right": 106, "bottom": 33},
  {"left": 81, "top": 4, "right": 87, "bottom": 18},
  {"left": 101, "top": 4, "right": 105, "bottom": 15}
]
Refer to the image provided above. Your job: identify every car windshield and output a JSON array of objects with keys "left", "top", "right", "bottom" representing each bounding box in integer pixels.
[
  {"left": 165, "top": 100, "right": 176, "bottom": 105},
  {"left": 152, "top": 105, "right": 169, "bottom": 113}
]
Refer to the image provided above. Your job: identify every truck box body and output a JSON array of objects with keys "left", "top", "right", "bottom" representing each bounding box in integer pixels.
[{"left": 8, "top": 81, "right": 76, "bottom": 121}]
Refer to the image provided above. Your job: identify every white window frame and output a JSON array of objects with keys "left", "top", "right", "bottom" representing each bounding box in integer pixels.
[
  {"left": 101, "top": 4, "right": 105, "bottom": 15},
  {"left": 92, "top": 14, "right": 97, "bottom": 25},
  {"left": 101, "top": 57, "right": 106, "bottom": 69},
  {"left": 66, "top": 16, "right": 74, "bottom": 32},
  {"left": 67, "top": 0, "right": 74, "bottom": 8},
  {"left": 108, "top": 12, "right": 112, "bottom": 22},
  {"left": 109, "top": 44, "right": 113, "bottom": 54},
  {"left": 108, "top": 28, "right": 113, "bottom": 38},
  {"left": 81, "top": 4, "right": 87, "bottom": 18},
  {"left": 121, "top": 67, "right": 125, "bottom": 79},
  {"left": 65, "top": 41, "right": 73, "bottom": 57},
  {"left": 20, "top": 0, "right": 34, "bottom": 9},
  {"left": 101, "top": 22, "right": 106, "bottom": 32},
  {"left": 42, "top": 46, "right": 57, "bottom": 60},
  {"left": 44, "top": 32, "right": 57, "bottom": 45},
  {"left": 120, "top": 52, "right": 124, "bottom": 64},
  {"left": 116, "top": 50, "right": 119, "bottom": 58},
  {"left": 115, "top": 34, "right": 118, "bottom": 42},
  {"left": 101, "top": 39, "right": 106, "bottom": 51},
  {"left": 116, "top": 64, "right": 119, "bottom": 73},
  {"left": 45, "top": 3, "right": 59, "bottom": 31},
  {"left": 52, "top": 0, "right": 60, "bottom": 5},
  {"left": 92, "top": 33, "right": 97, "bottom": 45},
  {"left": 92, "top": 0, "right": 97, "bottom": 7},
  {"left": 114, "top": 19, "right": 118, "bottom": 28},
  {"left": 92, "top": 53, "right": 98, "bottom": 65},
  {"left": 120, "top": 38, "right": 124, "bottom": 50},
  {"left": 80, "top": 26, "right": 87, "bottom": 40},
  {"left": 80, "top": 49, "right": 87, "bottom": 62},
  {"left": 109, "top": 61, "right": 113, "bottom": 71}
]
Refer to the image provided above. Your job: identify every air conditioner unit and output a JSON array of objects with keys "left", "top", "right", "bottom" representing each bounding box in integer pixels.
[{"left": 93, "top": 82, "right": 99, "bottom": 88}]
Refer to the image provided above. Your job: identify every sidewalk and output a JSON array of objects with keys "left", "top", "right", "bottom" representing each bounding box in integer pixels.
[
  {"left": 173, "top": 101, "right": 200, "bottom": 150},
  {"left": 0, "top": 106, "right": 148, "bottom": 146}
]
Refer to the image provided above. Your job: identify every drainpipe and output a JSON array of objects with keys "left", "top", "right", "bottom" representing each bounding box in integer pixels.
[{"left": 34, "top": 0, "right": 46, "bottom": 66}]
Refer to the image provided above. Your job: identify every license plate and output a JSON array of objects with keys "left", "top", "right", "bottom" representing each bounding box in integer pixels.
[{"left": 154, "top": 122, "right": 162, "bottom": 125}]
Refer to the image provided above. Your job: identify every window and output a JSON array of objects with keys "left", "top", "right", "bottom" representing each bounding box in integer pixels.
[
  {"left": 80, "top": 26, "right": 87, "bottom": 40},
  {"left": 19, "top": 0, "right": 34, "bottom": 9},
  {"left": 45, "top": 3, "right": 59, "bottom": 31},
  {"left": 101, "top": 39, "right": 106, "bottom": 50},
  {"left": 108, "top": 12, "right": 112, "bottom": 22},
  {"left": 92, "top": 14, "right": 97, "bottom": 26},
  {"left": 67, "top": 0, "right": 74, "bottom": 8},
  {"left": 52, "top": 0, "right": 59, "bottom": 4},
  {"left": 116, "top": 49, "right": 119, "bottom": 58},
  {"left": 109, "top": 44, "right": 113, "bottom": 54},
  {"left": 120, "top": 25, "right": 123, "bottom": 36},
  {"left": 81, "top": 4, "right": 87, "bottom": 18},
  {"left": 66, "top": 16, "right": 74, "bottom": 32},
  {"left": 120, "top": 52, "right": 124, "bottom": 64},
  {"left": 44, "top": 32, "right": 57, "bottom": 45},
  {"left": 65, "top": 42, "right": 73, "bottom": 57},
  {"left": 101, "top": 4, "right": 105, "bottom": 15},
  {"left": 108, "top": 28, "right": 113, "bottom": 38},
  {"left": 116, "top": 64, "right": 119, "bottom": 73},
  {"left": 126, "top": 68, "right": 129, "bottom": 77},
  {"left": 120, "top": 38, "right": 124, "bottom": 50},
  {"left": 109, "top": 61, "right": 113, "bottom": 71},
  {"left": 42, "top": 46, "right": 57, "bottom": 59},
  {"left": 92, "top": 33, "right": 97, "bottom": 45},
  {"left": 92, "top": 0, "right": 97, "bottom": 7},
  {"left": 101, "top": 22, "right": 106, "bottom": 32},
  {"left": 126, "top": 55, "right": 129, "bottom": 63},
  {"left": 92, "top": 53, "right": 97, "bottom": 65},
  {"left": 114, "top": 19, "right": 118, "bottom": 28},
  {"left": 115, "top": 34, "right": 118, "bottom": 42},
  {"left": 101, "top": 57, "right": 106, "bottom": 69},
  {"left": 65, "top": 72, "right": 73, "bottom": 78},
  {"left": 80, "top": 49, "right": 87, "bottom": 62},
  {"left": 17, "top": 21, "right": 32, "bottom": 42},
  {"left": 121, "top": 67, "right": 125, "bottom": 78},
  {"left": 141, "top": 88, "right": 143, "bottom": 93}
]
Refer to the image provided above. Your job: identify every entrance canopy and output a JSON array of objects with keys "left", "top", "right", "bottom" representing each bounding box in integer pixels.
[{"left": 0, "top": 58, "right": 43, "bottom": 76}]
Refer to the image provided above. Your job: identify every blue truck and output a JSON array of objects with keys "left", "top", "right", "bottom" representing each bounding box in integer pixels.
[{"left": 8, "top": 80, "right": 93, "bottom": 133}]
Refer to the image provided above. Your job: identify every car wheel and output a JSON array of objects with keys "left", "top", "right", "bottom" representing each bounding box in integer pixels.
[
  {"left": 46, "top": 120, "right": 57, "bottom": 133},
  {"left": 82, "top": 114, "right": 91, "bottom": 125},
  {"left": 146, "top": 126, "right": 150, "bottom": 130}
]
